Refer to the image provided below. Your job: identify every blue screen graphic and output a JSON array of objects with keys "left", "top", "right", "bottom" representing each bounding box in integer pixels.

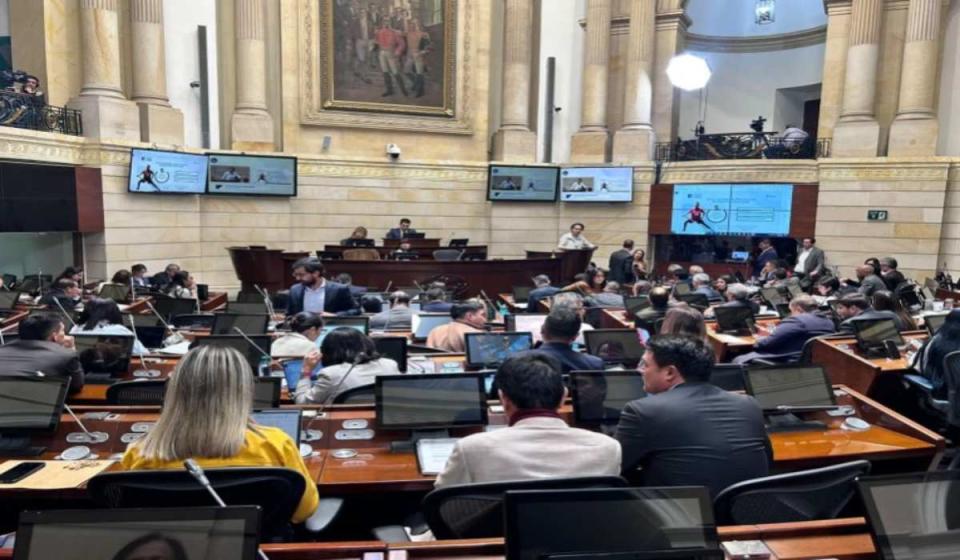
[
  {"left": 670, "top": 184, "right": 793, "bottom": 236},
  {"left": 128, "top": 149, "right": 208, "bottom": 194}
]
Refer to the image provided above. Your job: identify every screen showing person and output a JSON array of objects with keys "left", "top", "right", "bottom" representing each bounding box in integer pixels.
[
  {"left": 854, "top": 318, "right": 905, "bottom": 346},
  {"left": 207, "top": 154, "right": 297, "bottom": 196},
  {"left": 127, "top": 148, "right": 208, "bottom": 194},
  {"left": 560, "top": 167, "right": 634, "bottom": 202},
  {"left": 13, "top": 506, "right": 261, "bottom": 560},
  {"left": 250, "top": 409, "right": 302, "bottom": 443},
  {"left": 487, "top": 165, "right": 559, "bottom": 202},
  {"left": 670, "top": 184, "right": 793, "bottom": 236},
  {"left": 504, "top": 487, "right": 719, "bottom": 560},
  {"left": 375, "top": 373, "right": 488, "bottom": 429},
  {"left": 0, "top": 378, "right": 68, "bottom": 433},
  {"left": 73, "top": 335, "right": 134, "bottom": 375},
  {"left": 743, "top": 366, "right": 836, "bottom": 410},
  {"left": 583, "top": 329, "right": 645, "bottom": 365},
  {"left": 464, "top": 332, "right": 534, "bottom": 368},
  {"left": 506, "top": 314, "right": 547, "bottom": 344},
  {"left": 570, "top": 371, "right": 647, "bottom": 424},
  {"left": 211, "top": 314, "right": 270, "bottom": 336}
]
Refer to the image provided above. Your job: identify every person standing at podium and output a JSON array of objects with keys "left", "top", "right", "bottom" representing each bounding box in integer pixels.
[
  {"left": 386, "top": 218, "right": 418, "bottom": 240},
  {"left": 557, "top": 222, "right": 595, "bottom": 251}
]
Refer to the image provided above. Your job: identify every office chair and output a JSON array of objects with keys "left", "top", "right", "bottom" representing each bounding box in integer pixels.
[
  {"left": 333, "top": 384, "right": 375, "bottom": 404},
  {"left": 88, "top": 468, "right": 340, "bottom": 541},
  {"left": 106, "top": 380, "right": 168, "bottom": 405},
  {"left": 904, "top": 350, "right": 955, "bottom": 445},
  {"left": 709, "top": 364, "right": 746, "bottom": 392},
  {"left": 713, "top": 460, "right": 871, "bottom": 525},
  {"left": 343, "top": 248, "right": 381, "bottom": 261},
  {"left": 373, "top": 476, "right": 627, "bottom": 542},
  {"left": 432, "top": 249, "right": 463, "bottom": 262}
]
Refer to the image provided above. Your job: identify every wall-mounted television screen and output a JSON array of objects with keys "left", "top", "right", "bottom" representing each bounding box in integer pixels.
[
  {"left": 128, "top": 148, "right": 208, "bottom": 194},
  {"left": 487, "top": 165, "right": 559, "bottom": 202},
  {"left": 670, "top": 183, "right": 793, "bottom": 236},
  {"left": 560, "top": 167, "right": 633, "bottom": 202},
  {"left": 207, "top": 154, "right": 297, "bottom": 196}
]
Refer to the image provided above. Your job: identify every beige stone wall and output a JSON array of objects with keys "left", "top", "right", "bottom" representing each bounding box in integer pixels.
[{"left": 937, "top": 163, "right": 960, "bottom": 274}]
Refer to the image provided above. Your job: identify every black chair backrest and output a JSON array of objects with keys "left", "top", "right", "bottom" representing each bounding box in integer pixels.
[
  {"left": 710, "top": 364, "right": 746, "bottom": 392},
  {"left": 422, "top": 476, "right": 627, "bottom": 540},
  {"left": 713, "top": 460, "right": 871, "bottom": 525},
  {"left": 105, "top": 380, "right": 168, "bottom": 405},
  {"left": 799, "top": 334, "right": 845, "bottom": 366},
  {"left": 333, "top": 384, "right": 375, "bottom": 404},
  {"left": 943, "top": 350, "right": 960, "bottom": 427},
  {"left": 87, "top": 467, "right": 305, "bottom": 541}
]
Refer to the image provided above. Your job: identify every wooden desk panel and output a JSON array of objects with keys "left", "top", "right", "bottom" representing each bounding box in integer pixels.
[
  {"left": 323, "top": 245, "right": 489, "bottom": 261},
  {"left": 706, "top": 318, "right": 779, "bottom": 363},
  {"left": 810, "top": 334, "right": 926, "bottom": 396}
]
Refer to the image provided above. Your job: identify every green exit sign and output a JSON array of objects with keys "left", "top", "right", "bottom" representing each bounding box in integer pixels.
[{"left": 867, "top": 210, "right": 888, "bottom": 221}]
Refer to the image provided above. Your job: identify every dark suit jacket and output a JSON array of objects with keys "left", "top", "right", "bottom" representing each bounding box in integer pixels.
[
  {"left": 608, "top": 249, "right": 632, "bottom": 284},
  {"left": 798, "top": 247, "right": 826, "bottom": 276},
  {"left": 0, "top": 340, "right": 85, "bottom": 393},
  {"left": 531, "top": 342, "right": 604, "bottom": 374},
  {"left": 858, "top": 274, "right": 887, "bottom": 297},
  {"left": 527, "top": 286, "right": 560, "bottom": 311},
  {"left": 615, "top": 382, "right": 771, "bottom": 497},
  {"left": 386, "top": 227, "right": 418, "bottom": 240},
  {"left": 754, "top": 247, "right": 779, "bottom": 278},
  {"left": 754, "top": 312, "right": 836, "bottom": 356},
  {"left": 882, "top": 270, "right": 906, "bottom": 292},
  {"left": 635, "top": 307, "right": 667, "bottom": 335},
  {"left": 286, "top": 281, "right": 358, "bottom": 316}
]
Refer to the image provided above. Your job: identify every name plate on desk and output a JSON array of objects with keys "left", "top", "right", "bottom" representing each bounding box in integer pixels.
[{"left": 335, "top": 429, "right": 375, "bottom": 441}]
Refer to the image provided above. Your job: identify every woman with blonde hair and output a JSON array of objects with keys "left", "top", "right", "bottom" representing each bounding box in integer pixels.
[
  {"left": 658, "top": 305, "right": 707, "bottom": 342},
  {"left": 121, "top": 345, "right": 319, "bottom": 523}
]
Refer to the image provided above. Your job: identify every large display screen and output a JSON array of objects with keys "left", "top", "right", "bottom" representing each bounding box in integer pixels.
[
  {"left": 207, "top": 153, "right": 297, "bottom": 196},
  {"left": 487, "top": 165, "right": 559, "bottom": 202},
  {"left": 128, "top": 149, "right": 208, "bottom": 194},
  {"left": 670, "top": 183, "right": 793, "bottom": 236},
  {"left": 560, "top": 167, "right": 633, "bottom": 202}
]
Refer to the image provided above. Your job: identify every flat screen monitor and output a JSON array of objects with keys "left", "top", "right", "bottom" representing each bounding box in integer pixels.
[
  {"left": 155, "top": 297, "right": 198, "bottom": 321},
  {"left": 670, "top": 184, "right": 794, "bottom": 236},
  {"left": 211, "top": 314, "right": 270, "bottom": 336},
  {"left": 504, "top": 487, "right": 720, "bottom": 560},
  {"left": 250, "top": 409, "right": 301, "bottom": 443},
  {"left": 374, "top": 336, "right": 408, "bottom": 373},
  {"left": 127, "top": 148, "right": 208, "bottom": 194},
  {"left": 852, "top": 318, "right": 904, "bottom": 347},
  {"left": 323, "top": 316, "right": 370, "bottom": 334},
  {"left": 13, "top": 506, "right": 261, "bottom": 560},
  {"left": 375, "top": 373, "right": 488, "bottom": 429},
  {"left": 464, "top": 332, "right": 534, "bottom": 368},
  {"left": 487, "top": 165, "right": 559, "bottom": 202},
  {"left": 624, "top": 296, "right": 651, "bottom": 318},
  {"left": 899, "top": 288, "right": 922, "bottom": 310},
  {"left": 0, "top": 290, "right": 19, "bottom": 311},
  {"left": 505, "top": 314, "right": 548, "bottom": 345},
  {"left": 192, "top": 335, "right": 272, "bottom": 375},
  {"left": 412, "top": 313, "right": 452, "bottom": 339},
  {"left": 583, "top": 329, "right": 645, "bottom": 366},
  {"left": 226, "top": 301, "right": 270, "bottom": 315},
  {"left": 133, "top": 326, "right": 167, "bottom": 351},
  {"left": 858, "top": 471, "right": 960, "bottom": 560},
  {"left": 512, "top": 285, "right": 532, "bottom": 303},
  {"left": 97, "top": 284, "right": 130, "bottom": 303},
  {"left": 317, "top": 324, "right": 367, "bottom": 347},
  {"left": 253, "top": 377, "right": 281, "bottom": 409},
  {"left": 677, "top": 293, "right": 710, "bottom": 310},
  {"left": 743, "top": 366, "right": 836, "bottom": 411},
  {"left": 759, "top": 287, "right": 785, "bottom": 307},
  {"left": 73, "top": 334, "right": 134, "bottom": 375},
  {"left": 207, "top": 153, "right": 297, "bottom": 196},
  {"left": 926, "top": 313, "right": 949, "bottom": 336},
  {"left": 570, "top": 371, "right": 647, "bottom": 424},
  {"left": 559, "top": 167, "right": 634, "bottom": 202},
  {"left": 0, "top": 377, "right": 69, "bottom": 435},
  {"left": 713, "top": 306, "right": 755, "bottom": 334}
]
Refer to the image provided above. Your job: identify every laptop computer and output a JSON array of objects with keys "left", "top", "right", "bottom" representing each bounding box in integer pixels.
[
  {"left": 743, "top": 366, "right": 837, "bottom": 413},
  {"left": 412, "top": 313, "right": 452, "bottom": 340},
  {"left": 374, "top": 336, "right": 408, "bottom": 373},
  {"left": 570, "top": 370, "right": 647, "bottom": 426},
  {"left": 759, "top": 287, "right": 786, "bottom": 307},
  {"left": 97, "top": 283, "right": 130, "bottom": 303},
  {"left": 624, "top": 295, "right": 651, "bottom": 318},
  {"left": 925, "top": 313, "right": 949, "bottom": 336},
  {"left": 73, "top": 334, "right": 135, "bottom": 378},
  {"left": 713, "top": 306, "right": 756, "bottom": 336},
  {"left": 512, "top": 285, "right": 532, "bottom": 305},
  {"left": 0, "top": 290, "right": 20, "bottom": 317},
  {"left": 505, "top": 314, "right": 548, "bottom": 345},
  {"left": 583, "top": 329, "right": 645, "bottom": 367},
  {"left": 211, "top": 313, "right": 270, "bottom": 336},
  {"left": 250, "top": 409, "right": 302, "bottom": 444},
  {"left": 851, "top": 318, "right": 904, "bottom": 358},
  {"left": 464, "top": 332, "right": 533, "bottom": 369}
]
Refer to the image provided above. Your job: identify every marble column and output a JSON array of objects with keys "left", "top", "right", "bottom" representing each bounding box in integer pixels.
[
  {"left": 888, "top": 0, "right": 943, "bottom": 156},
  {"left": 832, "top": 0, "right": 883, "bottom": 157},
  {"left": 68, "top": 0, "right": 140, "bottom": 140},
  {"left": 131, "top": 0, "right": 184, "bottom": 144},
  {"left": 231, "top": 0, "right": 275, "bottom": 151},
  {"left": 651, "top": 0, "right": 689, "bottom": 148},
  {"left": 817, "top": 0, "right": 853, "bottom": 144},
  {"left": 570, "top": 0, "right": 612, "bottom": 163},
  {"left": 493, "top": 0, "right": 537, "bottom": 162},
  {"left": 613, "top": 0, "right": 656, "bottom": 163}
]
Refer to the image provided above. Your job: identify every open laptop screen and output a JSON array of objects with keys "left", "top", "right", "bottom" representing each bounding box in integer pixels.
[{"left": 743, "top": 366, "right": 836, "bottom": 410}]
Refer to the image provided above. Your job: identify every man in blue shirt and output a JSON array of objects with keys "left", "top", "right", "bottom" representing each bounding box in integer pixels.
[
  {"left": 531, "top": 308, "right": 604, "bottom": 374},
  {"left": 527, "top": 274, "right": 560, "bottom": 312},
  {"left": 286, "top": 258, "right": 357, "bottom": 316}
]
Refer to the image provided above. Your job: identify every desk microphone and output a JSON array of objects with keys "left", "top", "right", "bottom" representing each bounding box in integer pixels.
[
  {"left": 63, "top": 401, "right": 109, "bottom": 444},
  {"left": 52, "top": 297, "right": 78, "bottom": 330},
  {"left": 254, "top": 284, "right": 277, "bottom": 318},
  {"left": 184, "top": 459, "right": 270, "bottom": 560},
  {"left": 231, "top": 326, "right": 278, "bottom": 372},
  {"left": 384, "top": 281, "right": 393, "bottom": 294},
  {"left": 127, "top": 315, "right": 161, "bottom": 378},
  {"left": 144, "top": 300, "right": 185, "bottom": 345}
]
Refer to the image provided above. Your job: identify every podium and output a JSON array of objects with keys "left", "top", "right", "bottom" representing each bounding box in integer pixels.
[{"left": 382, "top": 238, "right": 442, "bottom": 249}]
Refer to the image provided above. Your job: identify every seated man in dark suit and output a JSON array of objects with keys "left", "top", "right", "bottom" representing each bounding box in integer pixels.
[
  {"left": 421, "top": 287, "right": 453, "bottom": 313},
  {"left": 879, "top": 257, "right": 906, "bottom": 292},
  {"left": 616, "top": 335, "right": 771, "bottom": 497},
  {"left": 0, "top": 314, "right": 84, "bottom": 393},
  {"left": 527, "top": 274, "right": 561, "bottom": 312},
  {"left": 854, "top": 264, "right": 887, "bottom": 298},
  {"left": 334, "top": 273, "right": 367, "bottom": 299},
  {"left": 734, "top": 295, "right": 836, "bottom": 364},
  {"left": 150, "top": 263, "right": 180, "bottom": 291},
  {"left": 286, "top": 257, "right": 358, "bottom": 317},
  {"left": 635, "top": 286, "right": 670, "bottom": 334},
  {"left": 691, "top": 273, "right": 722, "bottom": 302},
  {"left": 835, "top": 293, "right": 901, "bottom": 334},
  {"left": 385, "top": 218, "right": 417, "bottom": 240},
  {"left": 38, "top": 278, "right": 82, "bottom": 310},
  {"left": 717, "top": 283, "right": 760, "bottom": 314},
  {"left": 530, "top": 308, "right": 604, "bottom": 374}
]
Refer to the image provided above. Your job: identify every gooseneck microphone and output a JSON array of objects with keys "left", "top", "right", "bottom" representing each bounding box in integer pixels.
[
  {"left": 184, "top": 459, "right": 270, "bottom": 560},
  {"left": 231, "top": 327, "right": 278, "bottom": 372},
  {"left": 144, "top": 300, "right": 185, "bottom": 345},
  {"left": 52, "top": 297, "right": 78, "bottom": 330}
]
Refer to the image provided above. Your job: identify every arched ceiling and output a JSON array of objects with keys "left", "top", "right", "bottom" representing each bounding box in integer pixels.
[{"left": 685, "top": 0, "right": 827, "bottom": 37}]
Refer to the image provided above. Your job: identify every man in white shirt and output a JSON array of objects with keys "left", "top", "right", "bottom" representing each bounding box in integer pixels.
[
  {"left": 793, "top": 237, "right": 825, "bottom": 283},
  {"left": 556, "top": 222, "right": 595, "bottom": 251},
  {"left": 435, "top": 353, "right": 621, "bottom": 487}
]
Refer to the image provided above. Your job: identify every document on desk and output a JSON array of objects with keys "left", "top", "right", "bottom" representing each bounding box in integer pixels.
[
  {"left": 0, "top": 460, "right": 115, "bottom": 489},
  {"left": 416, "top": 438, "right": 458, "bottom": 475},
  {"left": 715, "top": 333, "right": 747, "bottom": 344}
]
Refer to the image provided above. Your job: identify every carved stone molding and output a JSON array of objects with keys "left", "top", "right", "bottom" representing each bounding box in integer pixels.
[
  {"left": 659, "top": 160, "right": 819, "bottom": 184},
  {"left": 685, "top": 26, "right": 826, "bottom": 53},
  {"left": 819, "top": 158, "right": 952, "bottom": 181}
]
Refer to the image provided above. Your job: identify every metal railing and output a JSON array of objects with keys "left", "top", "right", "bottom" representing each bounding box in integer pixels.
[
  {"left": 655, "top": 133, "right": 831, "bottom": 162},
  {"left": 0, "top": 90, "right": 83, "bottom": 136}
]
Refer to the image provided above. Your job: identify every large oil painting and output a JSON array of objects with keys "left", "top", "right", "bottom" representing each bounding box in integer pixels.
[{"left": 321, "top": 0, "right": 457, "bottom": 117}]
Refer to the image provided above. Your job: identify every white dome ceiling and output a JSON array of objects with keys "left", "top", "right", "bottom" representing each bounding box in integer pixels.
[{"left": 685, "top": 0, "right": 827, "bottom": 37}]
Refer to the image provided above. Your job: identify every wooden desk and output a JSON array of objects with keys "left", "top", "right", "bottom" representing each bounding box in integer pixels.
[
  {"left": 600, "top": 308, "right": 634, "bottom": 329},
  {"left": 383, "top": 238, "right": 442, "bottom": 249},
  {"left": 810, "top": 333, "right": 926, "bottom": 397},
  {"left": 323, "top": 245, "right": 488, "bottom": 261},
  {"left": 706, "top": 318, "right": 780, "bottom": 363}
]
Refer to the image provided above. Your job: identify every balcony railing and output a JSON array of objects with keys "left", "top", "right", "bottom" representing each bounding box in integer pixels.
[
  {"left": 655, "top": 133, "right": 831, "bottom": 162},
  {"left": 0, "top": 90, "right": 83, "bottom": 136}
]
